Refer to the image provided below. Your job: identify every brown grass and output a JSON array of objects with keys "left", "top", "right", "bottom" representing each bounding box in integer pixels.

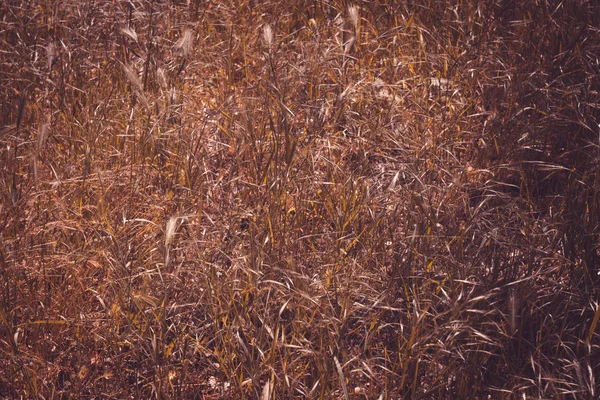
[{"left": 1, "top": 1, "right": 599, "bottom": 398}]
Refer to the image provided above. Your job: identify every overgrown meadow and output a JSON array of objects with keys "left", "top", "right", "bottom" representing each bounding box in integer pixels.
[{"left": 1, "top": 1, "right": 599, "bottom": 398}]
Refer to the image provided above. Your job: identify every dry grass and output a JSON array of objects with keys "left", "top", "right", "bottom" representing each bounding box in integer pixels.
[{"left": 1, "top": 1, "right": 599, "bottom": 398}]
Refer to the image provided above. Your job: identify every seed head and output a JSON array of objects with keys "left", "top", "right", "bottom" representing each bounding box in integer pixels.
[
  {"left": 176, "top": 29, "right": 193, "bottom": 57},
  {"left": 348, "top": 5, "right": 359, "bottom": 32},
  {"left": 165, "top": 216, "right": 178, "bottom": 248},
  {"left": 262, "top": 24, "right": 274, "bottom": 52}
]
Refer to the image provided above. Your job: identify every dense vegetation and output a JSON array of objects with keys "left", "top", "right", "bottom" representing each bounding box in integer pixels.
[{"left": 1, "top": 0, "right": 599, "bottom": 398}]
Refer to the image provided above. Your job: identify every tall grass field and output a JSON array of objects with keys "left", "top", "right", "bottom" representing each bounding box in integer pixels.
[{"left": 1, "top": 1, "right": 599, "bottom": 398}]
